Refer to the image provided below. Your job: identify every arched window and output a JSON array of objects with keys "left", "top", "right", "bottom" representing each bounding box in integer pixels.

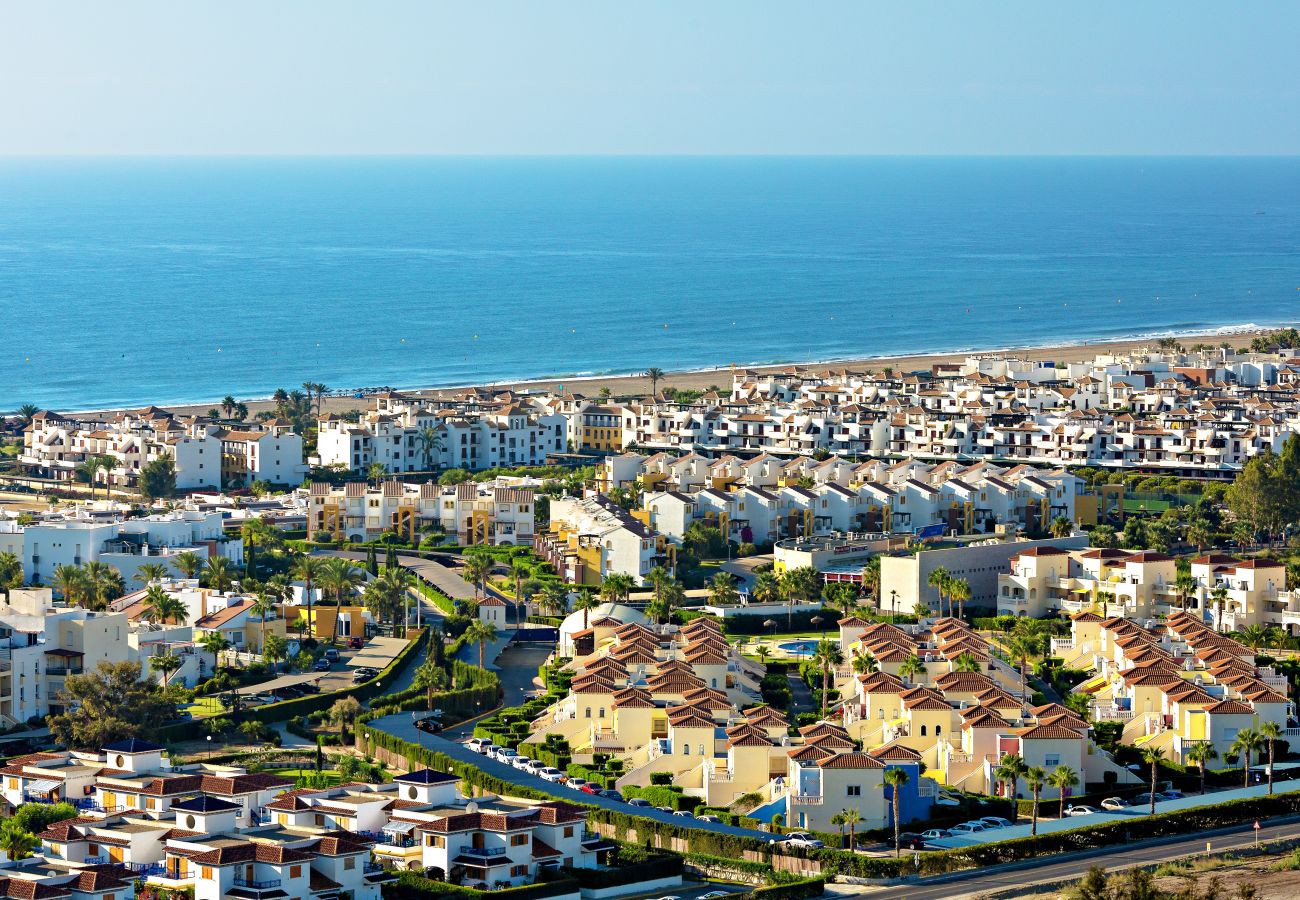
[
  {"left": 699, "top": 743, "right": 705, "bottom": 756},
  {"left": 936, "top": 725, "right": 942, "bottom": 735},
  {"left": 599, "top": 708, "right": 605, "bottom": 718},
  {"left": 584, "top": 707, "right": 591, "bottom": 719},
  {"left": 919, "top": 725, "right": 927, "bottom": 736},
  {"left": 683, "top": 743, "right": 690, "bottom": 755}
]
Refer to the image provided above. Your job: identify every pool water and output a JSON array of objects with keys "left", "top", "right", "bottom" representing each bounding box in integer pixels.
[{"left": 779, "top": 640, "right": 819, "bottom": 656}]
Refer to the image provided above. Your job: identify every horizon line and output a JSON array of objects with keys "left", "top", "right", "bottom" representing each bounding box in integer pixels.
[{"left": 1, "top": 151, "right": 1299, "bottom": 160}]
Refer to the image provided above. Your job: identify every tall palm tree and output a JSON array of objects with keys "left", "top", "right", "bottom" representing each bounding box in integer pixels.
[
  {"left": 52, "top": 564, "right": 88, "bottom": 605},
  {"left": 1024, "top": 766, "right": 1047, "bottom": 835},
  {"left": 883, "top": 767, "right": 910, "bottom": 857},
  {"left": 204, "top": 556, "right": 235, "bottom": 593},
  {"left": 199, "top": 631, "right": 231, "bottom": 670},
  {"left": 572, "top": 590, "right": 600, "bottom": 630},
  {"left": 814, "top": 639, "right": 844, "bottom": 717},
  {"left": 898, "top": 653, "right": 927, "bottom": 685},
  {"left": 174, "top": 551, "right": 204, "bottom": 580},
  {"left": 319, "top": 558, "right": 363, "bottom": 643},
  {"left": 1231, "top": 728, "right": 1263, "bottom": 789},
  {"left": 645, "top": 368, "right": 665, "bottom": 396},
  {"left": 465, "top": 619, "right": 499, "bottom": 669},
  {"left": 952, "top": 651, "right": 982, "bottom": 673},
  {"left": 709, "top": 572, "right": 740, "bottom": 606},
  {"left": 0, "top": 551, "right": 21, "bottom": 600},
  {"left": 539, "top": 582, "right": 570, "bottom": 617},
  {"left": 752, "top": 571, "right": 781, "bottom": 606},
  {"left": 222, "top": 395, "right": 238, "bottom": 418},
  {"left": 1049, "top": 516, "right": 1073, "bottom": 539},
  {"left": 461, "top": 554, "right": 493, "bottom": 602},
  {"left": 1238, "top": 625, "right": 1268, "bottom": 651},
  {"left": 645, "top": 565, "right": 671, "bottom": 608},
  {"left": 15, "top": 404, "right": 39, "bottom": 427},
  {"left": 509, "top": 558, "right": 533, "bottom": 627},
  {"left": 927, "top": 566, "right": 951, "bottom": 618},
  {"left": 994, "top": 753, "right": 1027, "bottom": 820},
  {"left": 1048, "top": 765, "right": 1079, "bottom": 820},
  {"left": 839, "top": 807, "right": 862, "bottom": 851},
  {"left": 1174, "top": 571, "right": 1197, "bottom": 612},
  {"left": 1210, "top": 585, "right": 1229, "bottom": 632},
  {"left": 1261, "top": 721, "right": 1282, "bottom": 795},
  {"left": 949, "top": 577, "right": 971, "bottom": 620},
  {"left": 292, "top": 555, "right": 326, "bottom": 637},
  {"left": 852, "top": 651, "right": 878, "bottom": 676},
  {"left": 599, "top": 572, "right": 635, "bottom": 605},
  {"left": 1141, "top": 746, "right": 1163, "bottom": 815},
  {"left": 150, "top": 652, "right": 182, "bottom": 686},
  {"left": 250, "top": 591, "right": 277, "bottom": 653},
  {"left": 1185, "top": 742, "right": 1217, "bottom": 795},
  {"left": 860, "top": 556, "right": 881, "bottom": 606},
  {"left": 135, "top": 562, "right": 170, "bottom": 586},
  {"left": 417, "top": 426, "right": 444, "bottom": 472},
  {"left": 367, "top": 462, "right": 387, "bottom": 485},
  {"left": 83, "top": 561, "right": 124, "bottom": 610},
  {"left": 143, "top": 584, "right": 187, "bottom": 624}
]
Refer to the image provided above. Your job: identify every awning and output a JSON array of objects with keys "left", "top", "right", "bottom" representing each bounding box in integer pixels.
[
  {"left": 25, "top": 779, "right": 61, "bottom": 794},
  {"left": 382, "top": 821, "right": 417, "bottom": 835},
  {"left": 44, "top": 648, "right": 84, "bottom": 657}
]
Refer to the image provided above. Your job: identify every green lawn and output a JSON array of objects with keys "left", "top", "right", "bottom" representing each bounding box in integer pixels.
[{"left": 184, "top": 696, "right": 227, "bottom": 718}]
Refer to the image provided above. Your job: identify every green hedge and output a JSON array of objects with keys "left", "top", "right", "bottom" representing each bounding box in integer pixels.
[
  {"left": 748, "top": 879, "right": 827, "bottom": 900},
  {"left": 561, "top": 854, "right": 682, "bottom": 888},
  {"left": 385, "top": 870, "right": 579, "bottom": 900}
]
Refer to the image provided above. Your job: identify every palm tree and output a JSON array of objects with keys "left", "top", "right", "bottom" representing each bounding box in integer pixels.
[
  {"left": 174, "top": 551, "right": 204, "bottom": 580},
  {"left": 135, "top": 562, "right": 170, "bottom": 586},
  {"left": 600, "top": 572, "right": 635, "bottom": 606},
  {"left": 1185, "top": 742, "right": 1217, "bottom": 795},
  {"left": 250, "top": 591, "right": 277, "bottom": 653},
  {"left": 927, "top": 566, "right": 951, "bottom": 618},
  {"left": 755, "top": 645, "right": 770, "bottom": 667},
  {"left": 709, "top": 572, "right": 740, "bottom": 606},
  {"left": 752, "top": 570, "right": 781, "bottom": 606},
  {"left": 645, "top": 367, "right": 665, "bottom": 396},
  {"left": 1049, "top": 516, "right": 1073, "bottom": 539},
  {"left": 0, "top": 820, "right": 39, "bottom": 862},
  {"left": 860, "top": 556, "right": 881, "bottom": 606},
  {"left": 465, "top": 619, "right": 499, "bottom": 669},
  {"left": 1009, "top": 618, "right": 1046, "bottom": 703},
  {"left": 1048, "top": 765, "right": 1079, "bottom": 820},
  {"left": 52, "top": 563, "right": 88, "bottom": 605},
  {"left": 852, "top": 651, "right": 878, "bottom": 676},
  {"left": 898, "top": 653, "right": 927, "bottom": 685},
  {"left": 1024, "top": 766, "right": 1047, "bottom": 835},
  {"left": 814, "top": 639, "right": 844, "bottom": 717},
  {"left": 883, "top": 767, "right": 910, "bottom": 857},
  {"left": 76, "top": 460, "right": 100, "bottom": 499},
  {"left": 204, "top": 556, "right": 235, "bottom": 593},
  {"left": 952, "top": 651, "right": 982, "bottom": 673},
  {"left": 0, "top": 551, "right": 21, "bottom": 600},
  {"left": 293, "top": 555, "right": 326, "bottom": 636},
  {"left": 1231, "top": 727, "right": 1264, "bottom": 789},
  {"left": 1239, "top": 624, "right": 1268, "bottom": 651},
  {"left": 222, "top": 395, "right": 238, "bottom": 418},
  {"left": 1141, "top": 746, "right": 1163, "bottom": 815},
  {"left": 84, "top": 561, "right": 124, "bottom": 609},
  {"left": 840, "top": 807, "right": 862, "bottom": 851},
  {"left": 417, "top": 426, "right": 444, "bottom": 472},
  {"left": 995, "top": 753, "right": 1027, "bottom": 819},
  {"left": 1174, "top": 571, "right": 1198, "bottom": 612},
  {"left": 319, "top": 558, "right": 363, "bottom": 643},
  {"left": 1210, "top": 585, "right": 1229, "bottom": 631},
  {"left": 780, "top": 566, "right": 822, "bottom": 628},
  {"left": 143, "top": 584, "right": 187, "bottom": 625},
  {"left": 572, "top": 589, "right": 600, "bottom": 629},
  {"left": 366, "top": 462, "right": 387, "bottom": 486},
  {"left": 329, "top": 695, "right": 362, "bottom": 743},
  {"left": 948, "top": 576, "right": 971, "bottom": 620},
  {"left": 150, "top": 652, "right": 182, "bottom": 686},
  {"left": 539, "top": 582, "right": 570, "bottom": 617},
  {"left": 15, "top": 404, "right": 39, "bottom": 427},
  {"left": 1261, "top": 721, "right": 1282, "bottom": 795},
  {"left": 509, "top": 558, "right": 533, "bottom": 627},
  {"left": 199, "top": 630, "right": 231, "bottom": 670},
  {"left": 263, "top": 633, "right": 288, "bottom": 672},
  {"left": 461, "top": 554, "right": 493, "bottom": 602},
  {"left": 823, "top": 581, "right": 858, "bottom": 618}
]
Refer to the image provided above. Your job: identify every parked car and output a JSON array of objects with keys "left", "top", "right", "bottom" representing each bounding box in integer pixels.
[
  {"left": 482, "top": 744, "right": 501, "bottom": 758},
  {"left": 313, "top": 658, "right": 332, "bottom": 672},
  {"left": 523, "top": 761, "right": 544, "bottom": 776},
  {"left": 298, "top": 682, "right": 320, "bottom": 694},
  {"left": 323, "top": 649, "right": 340, "bottom": 662},
  {"left": 700, "top": 892, "right": 729, "bottom": 899},
  {"left": 565, "top": 778, "right": 588, "bottom": 791},
  {"left": 466, "top": 739, "right": 489, "bottom": 753},
  {"left": 950, "top": 822, "right": 988, "bottom": 835},
  {"left": 782, "top": 833, "right": 825, "bottom": 850},
  {"left": 920, "top": 829, "right": 952, "bottom": 841},
  {"left": 672, "top": 810, "right": 694, "bottom": 818},
  {"left": 348, "top": 637, "right": 364, "bottom": 649},
  {"left": 415, "top": 716, "right": 442, "bottom": 734},
  {"left": 978, "top": 817, "right": 1012, "bottom": 829},
  {"left": 1159, "top": 790, "right": 1184, "bottom": 800},
  {"left": 495, "top": 748, "right": 518, "bottom": 764},
  {"left": 696, "top": 815, "right": 721, "bottom": 823},
  {"left": 511, "top": 756, "right": 532, "bottom": 770},
  {"left": 628, "top": 798, "right": 652, "bottom": 808},
  {"left": 934, "top": 791, "right": 962, "bottom": 807},
  {"left": 351, "top": 668, "right": 372, "bottom": 683},
  {"left": 538, "top": 767, "right": 565, "bottom": 783},
  {"left": 580, "top": 783, "right": 601, "bottom": 795},
  {"left": 601, "top": 790, "right": 624, "bottom": 802},
  {"left": 1134, "top": 793, "right": 1161, "bottom": 806},
  {"left": 1100, "top": 797, "right": 1129, "bottom": 811},
  {"left": 1064, "top": 805, "right": 1098, "bottom": 817}
]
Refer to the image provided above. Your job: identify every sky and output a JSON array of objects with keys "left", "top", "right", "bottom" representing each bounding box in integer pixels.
[{"left": 1, "top": 1, "right": 1297, "bottom": 156}]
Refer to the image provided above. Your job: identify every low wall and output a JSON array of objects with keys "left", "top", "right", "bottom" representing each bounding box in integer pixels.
[{"left": 578, "top": 875, "right": 682, "bottom": 900}]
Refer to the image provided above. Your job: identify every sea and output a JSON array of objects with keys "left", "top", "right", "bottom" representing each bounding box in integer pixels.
[{"left": 1, "top": 156, "right": 1298, "bottom": 411}]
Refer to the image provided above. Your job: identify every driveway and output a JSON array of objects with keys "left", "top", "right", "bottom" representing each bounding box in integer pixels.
[{"left": 368, "top": 712, "right": 774, "bottom": 841}]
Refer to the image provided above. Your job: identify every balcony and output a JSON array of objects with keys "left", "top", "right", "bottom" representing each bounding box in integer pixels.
[
  {"left": 233, "top": 876, "right": 282, "bottom": 890},
  {"left": 789, "top": 794, "right": 824, "bottom": 806},
  {"left": 457, "top": 845, "right": 507, "bottom": 858}
]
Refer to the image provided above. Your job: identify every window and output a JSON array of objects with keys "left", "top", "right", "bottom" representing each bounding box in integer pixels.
[
  {"left": 1045, "top": 755, "right": 1060, "bottom": 768},
  {"left": 919, "top": 725, "right": 927, "bottom": 736},
  {"left": 584, "top": 707, "right": 591, "bottom": 719},
  {"left": 201, "top": 866, "right": 213, "bottom": 880},
  {"left": 290, "top": 866, "right": 302, "bottom": 878},
  {"left": 344, "top": 857, "right": 356, "bottom": 870},
  {"left": 563, "top": 826, "right": 574, "bottom": 838},
  {"left": 683, "top": 743, "right": 690, "bottom": 755},
  {"left": 847, "top": 785, "right": 861, "bottom": 796},
  {"left": 511, "top": 865, "right": 529, "bottom": 877},
  {"left": 511, "top": 834, "right": 529, "bottom": 846}
]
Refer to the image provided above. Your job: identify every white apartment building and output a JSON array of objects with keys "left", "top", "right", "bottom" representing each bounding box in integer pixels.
[
  {"left": 535, "top": 495, "right": 660, "bottom": 585},
  {"left": 305, "top": 479, "right": 535, "bottom": 545}
]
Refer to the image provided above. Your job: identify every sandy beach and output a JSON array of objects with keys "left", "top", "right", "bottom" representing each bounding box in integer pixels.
[{"left": 66, "top": 326, "right": 1286, "bottom": 421}]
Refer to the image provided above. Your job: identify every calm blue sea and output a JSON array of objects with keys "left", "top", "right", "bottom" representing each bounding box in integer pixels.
[{"left": 1, "top": 156, "right": 1298, "bottom": 411}]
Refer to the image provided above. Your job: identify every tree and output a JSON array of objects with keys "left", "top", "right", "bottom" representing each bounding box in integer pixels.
[
  {"left": 599, "top": 572, "right": 635, "bottom": 606},
  {"left": 1049, "top": 516, "right": 1073, "bottom": 539},
  {"left": 1066, "top": 866, "right": 1112, "bottom": 900},
  {"left": 204, "top": 556, "right": 235, "bottom": 593},
  {"left": 852, "top": 651, "right": 878, "bottom": 676},
  {"left": 414, "top": 653, "right": 451, "bottom": 710},
  {"left": 367, "top": 462, "right": 387, "bottom": 486},
  {"left": 9, "top": 802, "right": 78, "bottom": 835},
  {"left": 366, "top": 544, "right": 379, "bottom": 577},
  {"left": 1225, "top": 446, "right": 1296, "bottom": 545},
  {"left": 83, "top": 561, "right": 124, "bottom": 610},
  {"left": 1008, "top": 618, "right": 1047, "bottom": 702},
  {"left": 840, "top": 807, "right": 862, "bottom": 850},
  {"left": 293, "top": 555, "right": 326, "bottom": 636},
  {"left": 860, "top": 556, "right": 881, "bottom": 606},
  {"left": 52, "top": 563, "right": 89, "bottom": 605},
  {"left": 149, "top": 652, "right": 182, "bottom": 686},
  {"left": 1231, "top": 727, "right": 1263, "bottom": 789},
  {"left": 139, "top": 456, "right": 178, "bottom": 500},
  {"left": 1187, "top": 519, "right": 1215, "bottom": 553},
  {"left": 0, "top": 820, "right": 38, "bottom": 862},
  {"left": 262, "top": 633, "right": 288, "bottom": 672},
  {"left": 823, "top": 581, "right": 858, "bottom": 618},
  {"left": 995, "top": 753, "right": 1027, "bottom": 817},
  {"left": 1185, "top": 742, "right": 1218, "bottom": 795},
  {"left": 143, "top": 584, "right": 187, "bottom": 625},
  {"left": 883, "top": 767, "right": 909, "bottom": 857},
  {"left": 417, "top": 426, "right": 444, "bottom": 472},
  {"left": 1090, "top": 525, "right": 1118, "bottom": 549},
  {"left": 1239, "top": 624, "right": 1268, "bottom": 650},
  {"left": 135, "top": 562, "right": 170, "bottom": 586},
  {"left": 1049, "top": 765, "right": 1079, "bottom": 820},
  {"left": 465, "top": 619, "right": 499, "bottom": 669},
  {"left": 329, "top": 695, "right": 363, "bottom": 743},
  {"left": 1261, "top": 720, "right": 1282, "bottom": 795},
  {"left": 250, "top": 591, "right": 277, "bottom": 652},
  {"left": 1141, "top": 746, "right": 1163, "bottom": 815},
  {"left": 0, "top": 551, "right": 21, "bottom": 599},
  {"left": 1210, "top": 585, "right": 1229, "bottom": 632},
  {"left": 709, "top": 572, "right": 740, "bottom": 606},
  {"left": 814, "top": 639, "right": 843, "bottom": 717},
  {"left": 948, "top": 576, "right": 971, "bottom": 620},
  {"left": 538, "top": 582, "right": 570, "bottom": 617},
  {"left": 952, "top": 651, "right": 982, "bottom": 674},
  {"left": 898, "top": 653, "right": 926, "bottom": 685},
  {"left": 645, "top": 367, "right": 665, "bottom": 396},
  {"left": 319, "top": 558, "right": 363, "bottom": 643},
  {"left": 47, "top": 661, "right": 180, "bottom": 747},
  {"left": 1174, "top": 571, "right": 1198, "bottom": 612},
  {"left": 461, "top": 554, "right": 493, "bottom": 602},
  {"left": 927, "top": 566, "right": 951, "bottom": 618},
  {"left": 572, "top": 590, "right": 600, "bottom": 629},
  {"left": 14, "top": 404, "right": 39, "bottom": 427},
  {"left": 222, "top": 395, "right": 238, "bottom": 418},
  {"left": 751, "top": 571, "right": 781, "bottom": 605},
  {"left": 1024, "top": 766, "right": 1047, "bottom": 835},
  {"left": 199, "top": 631, "right": 231, "bottom": 668},
  {"left": 174, "top": 551, "right": 204, "bottom": 580},
  {"left": 780, "top": 566, "right": 822, "bottom": 628}
]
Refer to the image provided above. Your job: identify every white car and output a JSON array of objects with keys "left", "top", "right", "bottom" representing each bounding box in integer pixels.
[
  {"left": 566, "top": 777, "right": 588, "bottom": 791},
  {"left": 1064, "top": 805, "right": 1098, "bottom": 817},
  {"left": 495, "top": 748, "right": 518, "bottom": 764},
  {"left": 1100, "top": 797, "right": 1128, "bottom": 811},
  {"left": 672, "top": 810, "right": 694, "bottom": 818},
  {"left": 700, "top": 892, "right": 729, "bottom": 900},
  {"left": 538, "top": 767, "right": 565, "bottom": 783},
  {"left": 482, "top": 744, "right": 501, "bottom": 758},
  {"left": 522, "top": 761, "right": 544, "bottom": 776},
  {"left": 465, "top": 738, "right": 489, "bottom": 753},
  {"left": 934, "top": 792, "right": 962, "bottom": 807},
  {"left": 978, "top": 817, "right": 1011, "bottom": 829},
  {"left": 782, "top": 833, "right": 825, "bottom": 850},
  {"left": 920, "top": 829, "right": 952, "bottom": 841},
  {"left": 512, "top": 756, "right": 532, "bottom": 771},
  {"left": 950, "top": 822, "right": 988, "bottom": 835},
  {"left": 696, "top": 815, "right": 721, "bottom": 824}
]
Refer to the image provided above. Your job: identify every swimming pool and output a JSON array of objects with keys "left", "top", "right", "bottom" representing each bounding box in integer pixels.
[{"left": 779, "top": 640, "right": 819, "bottom": 656}]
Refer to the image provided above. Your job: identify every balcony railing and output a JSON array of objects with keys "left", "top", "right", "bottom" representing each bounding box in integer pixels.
[
  {"left": 84, "top": 855, "right": 107, "bottom": 865},
  {"left": 789, "top": 794, "right": 824, "bottom": 806},
  {"left": 126, "top": 862, "right": 166, "bottom": 876},
  {"left": 233, "top": 877, "right": 282, "bottom": 889},
  {"left": 458, "top": 845, "right": 507, "bottom": 858}
]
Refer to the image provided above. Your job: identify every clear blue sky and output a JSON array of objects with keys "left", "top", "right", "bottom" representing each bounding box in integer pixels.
[{"left": 2, "top": 1, "right": 1297, "bottom": 155}]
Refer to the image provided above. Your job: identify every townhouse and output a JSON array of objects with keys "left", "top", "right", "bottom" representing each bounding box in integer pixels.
[
  {"left": 305, "top": 479, "right": 535, "bottom": 546},
  {"left": 535, "top": 495, "right": 662, "bottom": 585}
]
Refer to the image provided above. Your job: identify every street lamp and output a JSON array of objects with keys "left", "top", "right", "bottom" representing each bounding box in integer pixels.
[{"left": 206, "top": 734, "right": 212, "bottom": 761}]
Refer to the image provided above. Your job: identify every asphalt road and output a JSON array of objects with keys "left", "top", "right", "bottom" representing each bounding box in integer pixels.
[
  {"left": 370, "top": 712, "right": 775, "bottom": 841},
  {"left": 855, "top": 816, "right": 1300, "bottom": 900}
]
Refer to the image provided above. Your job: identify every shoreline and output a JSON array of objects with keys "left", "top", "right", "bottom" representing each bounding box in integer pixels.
[{"left": 55, "top": 322, "right": 1293, "bottom": 421}]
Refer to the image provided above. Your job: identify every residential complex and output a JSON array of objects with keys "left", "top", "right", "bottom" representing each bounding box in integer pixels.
[
  {"left": 306, "top": 479, "right": 535, "bottom": 546},
  {"left": 535, "top": 495, "right": 662, "bottom": 585}
]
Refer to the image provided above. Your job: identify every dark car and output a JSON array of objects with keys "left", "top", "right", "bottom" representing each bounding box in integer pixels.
[
  {"left": 313, "top": 658, "right": 332, "bottom": 672},
  {"left": 415, "top": 717, "right": 443, "bottom": 734},
  {"left": 349, "top": 637, "right": 365, "bottom": 649},
  {"left": 298, "top": 682, "right": 320, "bottom": 694},
  {"left": 601, "top": 790, "right": 624, "bottom": 802}
]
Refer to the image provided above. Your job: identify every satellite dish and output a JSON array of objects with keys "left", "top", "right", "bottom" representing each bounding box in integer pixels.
[{"left": 466, "top": 801, "right": 479, "bottom": 814}]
